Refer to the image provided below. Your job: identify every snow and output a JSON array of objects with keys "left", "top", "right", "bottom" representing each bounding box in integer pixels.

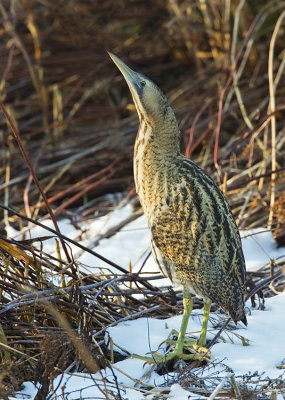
[
  {"left": 108, "top": 314, "right": 204, "bottom": 357},
  {"left": 9, "top": 202, "right": 285, "bottom": 399},
  {"left": 79, "top": 212, "right": 154, "bottom": 275},
  {"left": 241, "top": 228, "right": 285, "bottom": 271},
  {"left": 168, "top": 384, "right": 206, "bottom": 399},
  {"left": 213, "top": 291, "right": 285, "bottom": 377}
]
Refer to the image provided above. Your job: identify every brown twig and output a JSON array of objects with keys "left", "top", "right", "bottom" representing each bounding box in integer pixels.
[{"left": 0, "top": 103, "right": 75, "bottom": 273}]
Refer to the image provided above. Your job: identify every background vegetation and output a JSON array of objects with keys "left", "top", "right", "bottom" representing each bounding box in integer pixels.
[{"left": 0, "top": 0, "right": 284, "bottom": 398}]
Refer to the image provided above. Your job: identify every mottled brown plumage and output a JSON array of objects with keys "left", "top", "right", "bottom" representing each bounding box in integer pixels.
[
  {"left": 150, "top": 157, "right": 247, "bottom": 324},
  {"left": 109, "top": 53, "right": 247, "bottom": 362}
]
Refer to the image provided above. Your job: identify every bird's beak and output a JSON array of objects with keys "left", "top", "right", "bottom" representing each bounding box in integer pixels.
[{"left": 108, "top": 52, "right": 141, "bottom": 93}]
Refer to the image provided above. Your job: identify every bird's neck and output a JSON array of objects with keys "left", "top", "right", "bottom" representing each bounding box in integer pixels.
[{"left": 133, "top": 111, "right": 180, "bottom": 219}]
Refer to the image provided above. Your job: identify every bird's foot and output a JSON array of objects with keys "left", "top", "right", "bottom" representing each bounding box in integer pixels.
[
  {"left": 165, "top": 329, "right": 196, "bottom": 347},
  {"left": 131, "top": 330, "right": 211, "bottom": 364},
  {"left": 131, "top": 348, "right": 206, "bottom": 363},
  {"left": 166, "top": 329, "right": 211, "bottom": 358}
]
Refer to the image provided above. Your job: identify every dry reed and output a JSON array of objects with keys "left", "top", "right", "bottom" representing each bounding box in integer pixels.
[{"left": 0, "top": 0, "right": 284, "bottom": 398}]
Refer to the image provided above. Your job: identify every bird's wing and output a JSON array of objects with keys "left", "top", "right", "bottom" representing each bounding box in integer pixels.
[{"left": 150, "top": 157, "right": 246, "bottom": 286}]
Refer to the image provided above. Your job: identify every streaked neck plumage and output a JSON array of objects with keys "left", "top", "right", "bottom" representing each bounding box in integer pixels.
[
  {"left": 107, "top": 52, "right": 181, "bottom": 219},
  {"left": 133, "top": 101, "right": 180, "bottom": 219}
]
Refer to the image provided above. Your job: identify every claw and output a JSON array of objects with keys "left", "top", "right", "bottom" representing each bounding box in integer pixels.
[{"left": 131, "top": 338, "right": 211, "bottom": 364}]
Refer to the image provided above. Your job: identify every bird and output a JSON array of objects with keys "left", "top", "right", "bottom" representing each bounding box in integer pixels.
[{"left": 108, "top": 52, "right": 247, "bottom": 363}]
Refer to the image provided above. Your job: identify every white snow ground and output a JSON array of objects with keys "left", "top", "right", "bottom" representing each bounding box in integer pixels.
[{"left": 8, "top": 201, "right": 285, "bottom": 399}]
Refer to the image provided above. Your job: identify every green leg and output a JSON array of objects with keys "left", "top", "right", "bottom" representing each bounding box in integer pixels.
[
  {"left": 174, "top": 295, "right": 193, "bottom": 354},
  {"left": 197, "top": 300, "right": 211, "bottom": 346},
  {"left": 131, "top": 293, "right": 210, "bottom": 363}
]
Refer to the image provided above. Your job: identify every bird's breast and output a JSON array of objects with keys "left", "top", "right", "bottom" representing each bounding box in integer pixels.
[
  {"left": 133, "top": 125, "right": 172, "bottom": 217},
  {"left": 134, "top": 152, "right": 169, "bottom": 219}
]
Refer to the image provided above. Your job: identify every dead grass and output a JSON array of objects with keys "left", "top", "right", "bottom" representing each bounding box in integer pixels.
[
  {"left": 0, "top": 0, "right": 285, "bottom": 398},
  {"left": 0, "top": 0, "right": 284, "bottom": 232}
]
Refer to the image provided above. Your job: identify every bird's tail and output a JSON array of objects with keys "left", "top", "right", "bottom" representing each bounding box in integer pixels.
[
  {"left": 230, "top": 307, "right": 247, "bottom": 326},
  {"left": 210, "top": 282, "right": 247, "bottom": 326}
]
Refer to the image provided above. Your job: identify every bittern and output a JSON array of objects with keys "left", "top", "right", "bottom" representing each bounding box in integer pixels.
[{"left": 109, "top": 53, "right": 247, "bottom": 363}]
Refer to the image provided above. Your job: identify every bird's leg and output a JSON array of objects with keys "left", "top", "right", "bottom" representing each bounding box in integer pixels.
[
  {"left": 197, "top": 300, "right": 211, "bottom": 347},
  {"left": 174, "top": 294, "right": 193, "bottom": 355},
  {"left": 169, "top": 299, "right": 211, "bottom": 356},
  {"left": 131, "top": 294, "right": 210, "bottom": 363}
]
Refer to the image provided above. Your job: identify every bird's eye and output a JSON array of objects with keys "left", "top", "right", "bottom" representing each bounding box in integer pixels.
[{"left": 140, "top": 80, "right": 146, "bottom": 87}]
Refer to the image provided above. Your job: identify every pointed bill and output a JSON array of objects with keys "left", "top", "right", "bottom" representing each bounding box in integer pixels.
[{"left": 108, "top": 52, "right": 141, "bottom": 93}]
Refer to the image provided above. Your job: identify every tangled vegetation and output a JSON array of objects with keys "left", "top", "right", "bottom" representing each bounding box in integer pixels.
[{"left": 0, "top": 0, "right": 284, "bottom": 398}]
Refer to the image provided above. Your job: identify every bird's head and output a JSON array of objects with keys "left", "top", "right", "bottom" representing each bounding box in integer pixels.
[{"left": 108, "top": 52, "right": 174, "bottom": 127}]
